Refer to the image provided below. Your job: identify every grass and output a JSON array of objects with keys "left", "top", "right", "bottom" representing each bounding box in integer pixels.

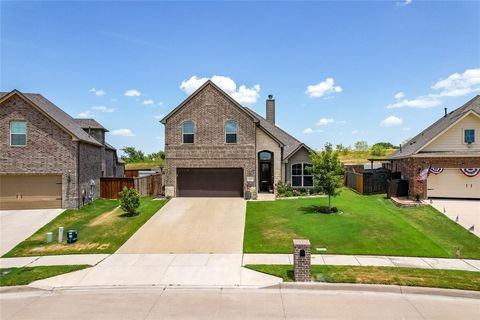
[
  {"left": 246, "top": 265, "right": 480, "bottom": 291},
  {"left": 338, "top": 149, "right": 396, "bottom": 164},
  {"left": 244, "top": 188, "right": 480, "bottom": 258},
  {"left": 3, "top": 197, "right": 167, "bottom": 257},
  {"left": 125, "top": 160, "right": 163, "bottom": 170},
  {"left": 0, "top": 265, "right": 90, "bottom": 286}
]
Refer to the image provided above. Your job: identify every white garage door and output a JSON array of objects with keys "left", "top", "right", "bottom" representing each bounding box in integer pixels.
[{"left": 427, "top": 168, "right": 480, "bottom": 199}]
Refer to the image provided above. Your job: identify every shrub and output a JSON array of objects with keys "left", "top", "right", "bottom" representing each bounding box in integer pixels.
[
  {"left": 370, "top": 145, "right": 386, "bottom": 157},
  {"left": 315, "top": 206, "right": 338, "bottom": 214},
  {"left": 119, "top": 187, "right": 140, "bottom": 216},
  {"left": 277, "top": 181, "right": 293, "bottom": 196},
  {"left": 292, "top": 190, "right": 301, "bottom": 197},
  {"left": 284, "top": 190, "right": 294, "bottom": 197}
]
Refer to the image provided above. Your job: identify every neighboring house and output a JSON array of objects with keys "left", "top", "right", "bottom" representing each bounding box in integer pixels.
[
  {"left": 387, "top": 95, "right": 480, "bottom": 200},
  {"left": 0, "top": 90, "right": 124, "bottom": 210},
  {"left": 161, "top": 80, "right": 313, "bottom": 197}
]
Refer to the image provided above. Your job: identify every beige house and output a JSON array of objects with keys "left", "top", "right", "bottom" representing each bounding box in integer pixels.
[
  {"left": 160, "top": 80, "right": 313, "bottom": 197},
  {"left": 387, "top": 95, "right": 480, "bottom": 199}
]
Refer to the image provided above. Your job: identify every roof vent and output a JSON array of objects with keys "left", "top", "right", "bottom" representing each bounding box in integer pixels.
[{"left": 444, "top": 107, "right": 448, "bottom": 117}]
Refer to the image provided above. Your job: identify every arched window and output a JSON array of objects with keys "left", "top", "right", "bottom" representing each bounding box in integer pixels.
[
  {"left": 291, "top": 163, "right": 313, "bottom": 187},
  {"left": 182, "top": 121, "right": 195, "bottom": 144},
  {"left": 225, "top": 120, "right": 238, "bottom": 144}
]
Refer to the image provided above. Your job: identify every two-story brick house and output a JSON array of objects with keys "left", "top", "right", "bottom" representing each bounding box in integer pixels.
[
  {"left": 387, "top": 95, "right": 480, "bottom": 199},
  {"left": 0, "top": 90, "right": 124, "bottom": 209},
  {"left": 161, "top": 80, "right": 313, "bottom": 197}
]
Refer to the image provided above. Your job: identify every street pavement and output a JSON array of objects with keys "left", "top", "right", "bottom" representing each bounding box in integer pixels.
[{"left": 1, "top": 287, "right": 479, "bottom": 319}]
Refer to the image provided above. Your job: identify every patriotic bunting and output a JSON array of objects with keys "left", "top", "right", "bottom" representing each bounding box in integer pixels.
[
  {"left": 460, "top": 168, "right": 480, "bottom": 177},
  {"left": 429, "top": 167, "right": 443, "bottom": 175}
]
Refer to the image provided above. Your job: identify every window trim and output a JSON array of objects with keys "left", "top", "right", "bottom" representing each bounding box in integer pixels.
[
  {"left": 182, "top": 121, "right": 195, "bottom": 144},
  {"left": 10, "top": 120, "right": 27, "bottom": 147},
  {"left": 463, "top": 128, "right": 476, "bottom": 144},
  {"left": 225, "top": 120, "right": 238, "bottom": 144},
  {"left": 291, "top": 162, "right": 313, "bottom": 187}
]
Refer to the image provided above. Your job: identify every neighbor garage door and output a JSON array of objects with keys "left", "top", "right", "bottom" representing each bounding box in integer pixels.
[
  {"left": 0, "top": 175, "right": 62, "bottom": 209},
  {"left": 177, "top": 168, "right": 243, "bottom": 197},
  {"left": 427, "top": 168, "right": 480, "bottom": 199}
]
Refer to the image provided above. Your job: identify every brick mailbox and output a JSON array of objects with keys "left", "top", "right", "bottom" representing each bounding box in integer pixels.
[{"left": 293, "top": 239, "right": 311, "bottom": 282}]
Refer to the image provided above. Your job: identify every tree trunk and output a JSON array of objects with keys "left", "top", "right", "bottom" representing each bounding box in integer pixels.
[{"left": 328, "top": 194, "right": 331, "bottom": 209}]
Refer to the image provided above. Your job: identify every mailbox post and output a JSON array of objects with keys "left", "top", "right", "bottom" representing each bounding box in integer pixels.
[{"left": 293, "top": 239, "right": 311, "bottom": 282}]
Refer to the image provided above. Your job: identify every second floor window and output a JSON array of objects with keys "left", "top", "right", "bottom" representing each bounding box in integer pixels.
[
  {"left": 182, "top": 121, "right": 194, "bottom": 144},
  {"left": 464, "top": 129, "right": 475, "bottom": 144},
  {"left": 225, "top": 120, "right": 238, "bottom": 143},
  {"left": 10, "top": 121, "right": 27, "bottom": 146}
]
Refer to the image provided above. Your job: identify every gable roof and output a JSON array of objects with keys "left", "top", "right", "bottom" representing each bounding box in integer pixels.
[
  {"left": 160, "top": 80, "right": 258, "bottom": 125},
  {"left": 388, "top": 95, "right": 480, "bottom": 159},
  {"left": 160, "top": 80, "right": 313, "bottom": 160},
  {"left": 0, "top": 90, "right": 102, "bottom": 146},
  {"left": 74, "top": 118, "right": 108, "bottom": 131}
]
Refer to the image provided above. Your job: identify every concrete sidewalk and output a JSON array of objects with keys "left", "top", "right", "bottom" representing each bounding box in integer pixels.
[{"left": 243, "top": 254, "right": 480, "bottom": 272}]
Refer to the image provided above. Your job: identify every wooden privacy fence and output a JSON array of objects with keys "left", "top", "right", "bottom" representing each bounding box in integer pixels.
[
  {"left": 100, "top": 173, "right": 163, "bottom": 199},
  {"left": 345, "top": 168, "right": 390, "bottom": 195}
]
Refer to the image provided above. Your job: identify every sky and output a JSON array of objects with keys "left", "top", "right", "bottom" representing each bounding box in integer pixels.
[{"left": 1, "top": 0, "right": 479, "bottom": 154}]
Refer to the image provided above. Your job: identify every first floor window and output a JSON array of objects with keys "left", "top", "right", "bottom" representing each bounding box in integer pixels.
[
  {"left": 182, "top": 121, "right": 194, "bottom": 144},
  {"left": 464, "top": 129, "right": 475, "bottom": 144},
  {"left": 10, "top": 121, "right": 26, "bottom": 146},
  {"left": 291, "top": 163, "right": 313, "bottom": 187}
]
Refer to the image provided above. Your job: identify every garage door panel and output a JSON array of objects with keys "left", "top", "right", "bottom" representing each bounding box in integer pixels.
[
  {"left": 0, "top": 175, "right": 62, "bottom": 209},
  {"left": 177, "top": 168, "right": 243, "bottom": 197},
  {"left": 427, "top": 169, "right": 479, "bottom": 199}
]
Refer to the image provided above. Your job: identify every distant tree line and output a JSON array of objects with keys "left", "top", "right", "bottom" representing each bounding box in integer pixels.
[
  {"left": 335, "top": 141, "right": 398, "bottom": 157},
  {"left": 121, "top": 147, "right": 165, "bottom": 163}
]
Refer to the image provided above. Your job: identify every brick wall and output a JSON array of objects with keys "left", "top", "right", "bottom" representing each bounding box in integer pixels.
[
  {"left": 164, "top": 83, "right": 257, "bottom": 196},
  {"left": 255, "top": 127, "right": 281, "bottom": 194},
  {"left": 0, "top": 95, "right": 79, "bottom": 208},
  {"left": 391, "top": 156, "right": 480, "bottom": 199},
  {"left": 78, "top": 142, "right": 102, "bottom": 204}
]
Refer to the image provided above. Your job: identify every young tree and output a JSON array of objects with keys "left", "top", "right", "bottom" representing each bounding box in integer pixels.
[
  {"left": 119, "top": 187, "right": 140, "bottom": 216},
  {"left": 309, "top": 143, "right": 345, "bottom": 211}
]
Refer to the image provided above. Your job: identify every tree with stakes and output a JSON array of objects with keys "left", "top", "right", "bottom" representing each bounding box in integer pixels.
[{"left": 309, "top": 143, "right": 345, "bottom": 212}]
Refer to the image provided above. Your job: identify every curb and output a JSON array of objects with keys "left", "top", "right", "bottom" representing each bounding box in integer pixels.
[
  {"left": 0, "top": 285, "right": 46, "bottom": 294},
  {"left": 269, "top": 282, "right": 480, "bottom": 299}
]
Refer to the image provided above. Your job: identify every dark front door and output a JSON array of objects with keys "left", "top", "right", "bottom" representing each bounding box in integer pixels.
[
  {"left": 177, "top": 168, "right": 243, "bottom": 197},
  {"left": 259, "top": 163, "right": 272, "bottom": 192}
]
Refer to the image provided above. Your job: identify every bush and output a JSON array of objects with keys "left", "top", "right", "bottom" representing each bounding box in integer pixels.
[
  {"left": 370, "top": 145, "right": 386, "bottom": 157},
  {"left": 277, "top": 181, "right": 293, "bottom": 196},
  {"left": 284, "top": 190, "right": 294, "bottom": 197},
  {"left": 292, "top": 190, "right": 301, "bottom": 197},
  {"left": 315, "top": 206, "right": 338, "bottom": 214},
  {"left": 119, "top": 187, "right": 140, "bottom": 216}
]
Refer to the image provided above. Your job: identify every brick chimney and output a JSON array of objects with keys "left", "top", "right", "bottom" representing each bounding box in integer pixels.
[{"left": 266, "top": 94, "right": 275, "bottom": 124}]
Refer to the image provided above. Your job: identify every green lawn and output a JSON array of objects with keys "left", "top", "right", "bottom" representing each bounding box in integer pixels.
[
  {"left": 244, "top": 189, "right": 480, "bottom": 258},
  {"left": 125, "top": 161, "right": 163, "bottom": 170},
  {"left": 246, "top": 265, "right": 480, "bottom": 291},
  {"left": 3, "top": 197, "right": 167, "bottom": 257},
  {"left": 0, "top": 265, "right": 90, "bottom": 286}
]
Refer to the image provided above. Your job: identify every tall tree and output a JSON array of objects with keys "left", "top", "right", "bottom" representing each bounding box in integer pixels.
[
  {"left": 309, "top": 143, "right": 345, "bottom": 211},
  {"left": 121, "top": 147, "right": 145, "bottom": 162},
  {"left": 354, "top": 140, "right": 369, "bottom": 151}
]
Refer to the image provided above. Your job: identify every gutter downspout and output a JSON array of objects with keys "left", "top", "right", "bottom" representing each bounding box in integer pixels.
[{"left": 77, "top": 141, "right": 81, "bottom": 209}]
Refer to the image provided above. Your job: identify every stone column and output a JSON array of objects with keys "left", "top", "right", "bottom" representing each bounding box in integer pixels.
[{"left": 293, "top": 239, "right": 311, "bottom": 282}]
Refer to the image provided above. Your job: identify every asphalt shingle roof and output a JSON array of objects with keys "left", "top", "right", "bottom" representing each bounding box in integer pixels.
[
  {"left": 73, "top": 118, "right": 108, "bottom": 131},
  {"left": 1, "top": 91, "right": 102, "bottom": 146},
  {"left": 388, "top": 95, "right": 480, "bottom": 159}
]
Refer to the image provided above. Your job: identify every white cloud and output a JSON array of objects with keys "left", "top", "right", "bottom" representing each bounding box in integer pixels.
[
  {"left": 89, "top": 88, "right": 105, "bottom": 96},
  {"left": 92, "top": 105, "right": 115, "bottom": 113},
  {"left": 351, "top": 130, "right": 360, "bottom": 135},
  {"left": 303, "top": 127, "right": 323, "bottom": 134},
  {"left": 403, "top": 127, "right": 411, "bottom": 131},
  {"left": 154, "top": 114, "right": 165, "bottom": 120},
  {"left": 316, "top": 118, "right": 335, "bottom": 126},
  {"left": 431, "top": 68, "right": 480, "bottom": 97},
  {"left": 306, "top": 78, "right": 342, "bottom": 98},
  {"left": 380, "top": 116, "right": 403, "bottom": 127},
  {"left": 142, "top": 99, "right": 154, "bottom": 105},
  {"left": 397, "top": 0, "right": 412, "bottom": 7},
  {"left": 394, "top": 92, "right": 405, "bottom": 100},
  {"left": 78, "top": 110, "right": 92, "bottom": 118},
  {"left": 179, "top": 75, "right": 260, "bottom": 106},
  {"left": 386, "top": 96, "right": 441, "bottom": 109},
  {"left": 111, "top": 129, "right": 135, "bottom": 137},
  {"left": 157, "top": 101, "right": 164, "bottom": 106},
  {"left": 124, "top": 89, "right": 141, "bottom": 97},
  {"left": 338, "top": 120, "right": 348, "bottom": 124},
  {"left": 155, "top": 136, "right": 164, "bottom": 140}
]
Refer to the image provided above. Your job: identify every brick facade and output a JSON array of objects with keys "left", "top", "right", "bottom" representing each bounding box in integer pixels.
[
  {"left": 391, "top": 156, "right": 480, "bottom": 199},
  {"left": 164, "top": 84, "right": 257, "bottom": 196},
  {"left": 0, "top": 94, "right": 118, "bottom": 208},
  {"left": 255, "top": 127, "right": 281, "bottom": 194},
  {"left": 293, "top": 239, "right": 311, "bottom": 282}
]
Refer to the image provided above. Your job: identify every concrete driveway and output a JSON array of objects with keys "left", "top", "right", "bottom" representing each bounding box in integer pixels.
[
  {"left": 118, "top": 198, "right": 246, "bottom": 253},
  {"left": 430, "top": 199, "right": 480, "bottom": 237},
  {"left": 0, "top": 209, "right": 64, "bottom": 256}
]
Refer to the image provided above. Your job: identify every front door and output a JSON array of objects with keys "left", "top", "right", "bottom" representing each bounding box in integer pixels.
[{"left": 259, "top": 162, "right": 271, "bottom": 192}]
